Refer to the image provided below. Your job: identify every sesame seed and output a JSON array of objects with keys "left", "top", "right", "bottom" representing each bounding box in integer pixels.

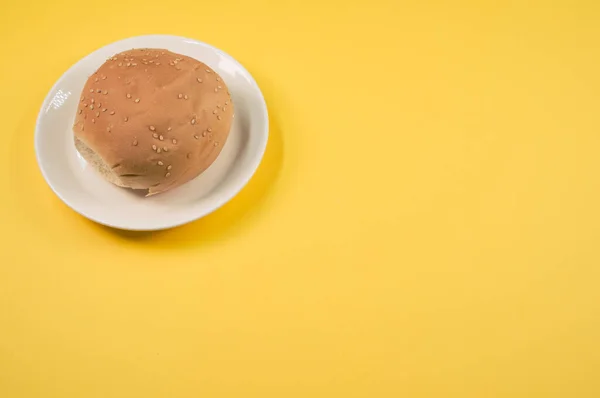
[
  {"left": 158, "top": 161, "right": 164, "bottom": 166},
  {"left": 167, "top": 165, "right": 172, "bottom": 170},
  {"left": 78, "top": 109, "right": 82, "bottom": 114},
  {"left": 149, "top": 125, "right": 156, "bottom": 131},
  {"left": 84, "top": 104, "right": 88, "bottom": 107},
  {"left": 159, "top": 135, "right": 164, "bottom": 140},
  {"left": 126, "top": 94, "right": 131, "bottom": 99},
  {"left": 90, "top": 104, "right": 95, "bottom": 110},
  {"left": 214, "top": 88, "right": 218, "bottom": 92},
  {"left": 156, "top": 62, "right": 160, "bottom": 65},
  {"left": 178, "top": 93, "right": 183, "bottom": 99},
  {"left": 91, "top": 99, "right": 95, "bottom": 104},
  {"left": 213, "top": 110, "right": 218, "bottom": 114},
  {"left": 157, "top": 148, "right": 161, "bottom": 153},
  {"left": 118, "top": 62, "right": 123, "bottom": 66},
  {"left": 225, "top": 101, "right": 229, "bottom": 105},
  {"left": 223, "top": 106, "right": 227, "bottom": 111},
  {"left": 132, "top": 63, "right": 137, "bottom": 66},
  {"left": 167, "top": 127, "right": 172, "bottom": 131},
  {"left": 134, "top": 98, "right": 140, "bottom": 103},
  {"left": 216, "top": 77, "right": 221, "bottom": 82},
  {"left": 96, "top": 112, "right": 100, "bottom": 117},
  {"left": 124, "top": 117, "right": 129, "bottom": 122},
  {"left": 173, "top": 60, "right": 178, "bottom": 64},
  {"left": 191, "top": 118, "right": 196, "bottom": 125},
  {"left": 197, "top": 78, "right": 202, "bottom": 83},
  {"left": 103, "top": 90, "right": 108, "bottom": 95},
  {"left": 102, "top": 76, "right": 107, "bottom": 80},
  {"left": 97, "top": 89, "right": 101, "bottom": 93},
  {"left": 90, "top": 89, "right": 94, "bottom": 93},
  {"left": 95, "top": 78, "right": 99, "bottom": 82},
  {"left": 98, "top": 103, "right": 102, "bottom": 108},
  {"left": 218, "top": 86, "right": 222, "bottom": 89},
  {"left": 133, "top": 140, "right": 138, "bottom": 146},
  {"left": 217, "top": 115, "right": 222, "bottom": 120},
  {"left": 202, "top": 131, "right": 207, "bottom": 137},
  {"left": 153, "top": 133, "right": 158, "bottom": 138},
  {"left": 170, "top": 62, "right": 174, "bottom": 66},
  {"left": 92, "top": 119, "right": 95, "bottom": 123},
  {"left": 208, "top": 128, "right": 212, "bottom": 132},
  {"left": 165, "top": 172, "right": 171, "bottom": 177},
  {"left": 152, "top": 144, "right": 157, "bottom": 150},
  {"left": 172, "top": 139, "right": 177, "bottom": 144},
  {"left": 184, "top": 95, "right": 188, "bottom": 100},
  {"left": 110, "top": 110, "right": 115, "bottom": 115},
  {"left": 194, "top": 135, "right": 199, "bottom": 139},
  {"left": 107, "top": 127, "right": 111, "bottom": 132},
  {"left": 127, "top": 62, "right": 131, "bottom": 67},
  {"left": 102, "top": 108, "right": 107, "bottom": 112},
  {"left": 206, "top": 69, "right": 211, "bottom": 73},
  {"left": 214, "top": 142, "right": 219, "bottom": 147}
]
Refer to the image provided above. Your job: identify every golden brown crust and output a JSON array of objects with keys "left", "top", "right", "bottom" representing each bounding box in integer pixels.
[{"left": 72, "top": 48, "right": 233, "bottom": 195}]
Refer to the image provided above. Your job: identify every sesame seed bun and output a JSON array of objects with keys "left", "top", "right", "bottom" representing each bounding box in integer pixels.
[{"left": 72, "top": 48, "right": 233, "bottom": 196}]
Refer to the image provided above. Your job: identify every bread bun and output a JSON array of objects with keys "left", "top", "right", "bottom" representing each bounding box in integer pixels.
[{"left": 72, "top": 48, "right": 233, "bottom": 196}]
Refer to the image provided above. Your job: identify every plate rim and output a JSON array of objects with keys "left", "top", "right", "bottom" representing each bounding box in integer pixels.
[{"left": 34, "top": 34, "right": 269, "bottom": 231}]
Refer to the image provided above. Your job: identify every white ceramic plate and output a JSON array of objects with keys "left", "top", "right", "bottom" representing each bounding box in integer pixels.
[{"left": 35, "top": 35, "right": 269, "bottom": 231}]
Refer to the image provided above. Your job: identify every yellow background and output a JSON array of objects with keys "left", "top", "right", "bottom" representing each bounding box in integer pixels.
[{"left": 1, "top": 0, "right": 599, "bottom": 396}]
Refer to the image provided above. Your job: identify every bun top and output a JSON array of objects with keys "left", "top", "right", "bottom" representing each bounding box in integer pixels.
[{"left": 72, "top": 48, "right": 234, "bottom": 196}]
